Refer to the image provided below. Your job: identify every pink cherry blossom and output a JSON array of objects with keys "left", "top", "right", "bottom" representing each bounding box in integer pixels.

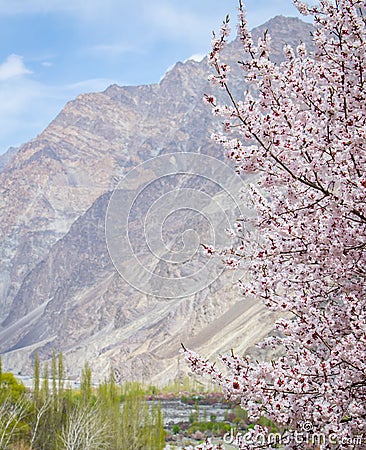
[{"left": 183, "top": 1, "right": 366, "bottom": 448}]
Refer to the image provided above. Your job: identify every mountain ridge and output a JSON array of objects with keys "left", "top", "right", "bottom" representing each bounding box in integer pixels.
[{"left": 0, "top": 16, "right": 314, "bottom": 383}]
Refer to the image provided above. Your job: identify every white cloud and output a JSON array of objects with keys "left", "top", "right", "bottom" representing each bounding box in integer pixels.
[{"left": 0, "top": 55, "right": 32, "bottom": 81}]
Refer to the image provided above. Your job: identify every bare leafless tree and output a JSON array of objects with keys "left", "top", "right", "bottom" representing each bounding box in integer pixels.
[
  {"left": 0, "top": 394, "right": 30, "bottom": 449},
  {"left": 59, "top": 402, "right": 109, "bottom": 450}
]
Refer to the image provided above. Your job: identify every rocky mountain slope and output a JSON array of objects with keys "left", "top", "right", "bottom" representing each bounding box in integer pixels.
[
  {"left": 0, "top": 17, "right": 314, "bottom": 384},
  {"left": 0, "top": 147, "right": 18, "bottom": 174}
]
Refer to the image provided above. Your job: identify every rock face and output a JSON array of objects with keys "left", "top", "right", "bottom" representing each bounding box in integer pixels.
[
  {"left": 0, "top": 17, "right": 314, "bottom": 384},
  {"left": 0, "top": 147, "right": 18, "bottom": 174}
]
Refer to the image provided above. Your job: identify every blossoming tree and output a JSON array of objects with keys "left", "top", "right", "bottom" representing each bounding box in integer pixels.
[{"left": 183, "top": 0, "right": 366, "bottom": 448}]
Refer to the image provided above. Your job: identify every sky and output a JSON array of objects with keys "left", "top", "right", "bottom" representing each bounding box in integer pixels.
[{"left": 0, "top": 0, "right": 313, "bottom": 155}]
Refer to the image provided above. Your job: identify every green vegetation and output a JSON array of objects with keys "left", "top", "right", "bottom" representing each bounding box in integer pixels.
[
  {"left": 160, "top": 375, "right": 218, "bottom": 395},
  {"left": 120, "top": 382, "right": 165, "bottom": 450},
  {"left": 0, "top": 368, "right": 31, "bottom": 449},
  {"left": 0, "top": 354, "right": 165, "bottom": 450},
  {"left": 0, "top": 354, "right": 279, "bottom": 449},
  {"left": 186, "top": 418, "right": 231, "bottom": 437}
]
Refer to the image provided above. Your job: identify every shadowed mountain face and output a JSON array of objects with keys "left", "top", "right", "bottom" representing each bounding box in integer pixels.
[{"left": 0, "top": 17, "right": 314, "bottom": 383}]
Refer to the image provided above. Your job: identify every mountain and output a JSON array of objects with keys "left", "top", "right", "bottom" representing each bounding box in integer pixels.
[
  {"left": 0, "top": 146, "right": 18, "bottom": 174},
  {"left": 0, "top": 17, "right": 314, "bottom": 384}
]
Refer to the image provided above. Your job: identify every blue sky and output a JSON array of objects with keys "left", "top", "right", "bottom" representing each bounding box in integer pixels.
[{"left": 0, "top": 0, "right": 312, "bottom": 155}]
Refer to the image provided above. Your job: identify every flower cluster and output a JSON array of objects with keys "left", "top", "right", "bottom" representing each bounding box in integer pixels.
[{"left": 184, "top": 0, "right": 366, "bottom": 448}]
